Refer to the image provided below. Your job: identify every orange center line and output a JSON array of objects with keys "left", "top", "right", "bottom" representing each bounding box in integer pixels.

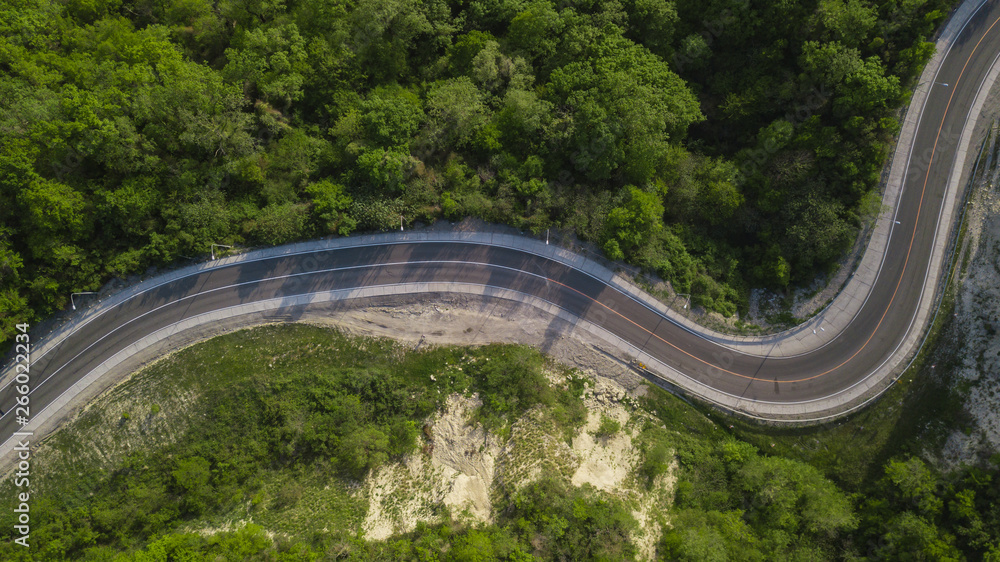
[{"left": 546, "top": 13, "right": 1000, "bottom": 384}]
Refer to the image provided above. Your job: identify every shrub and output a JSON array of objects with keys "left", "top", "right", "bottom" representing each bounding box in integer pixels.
[{"left": 593, "top": 414, "right": 622, "bottom": 439}]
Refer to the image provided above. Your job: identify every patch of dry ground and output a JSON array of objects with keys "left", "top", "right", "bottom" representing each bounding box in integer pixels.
[
  {"left": 302, "top": 294, "right": 649, "bottom": 399},
  {"left": 431, "top": 394, "right": 499, "bottom": 522},
  {"left": 361, "top": 393, "right": 502, "bottom": 540},
  {"left": 571, "top": 405, "right": 633, "bottom": 492},
  {"left": 571, "top": 376, "right": 676, "bottom": 560},
  {"left": 361, "top": 375, "right": 675, "bottom": 559}
]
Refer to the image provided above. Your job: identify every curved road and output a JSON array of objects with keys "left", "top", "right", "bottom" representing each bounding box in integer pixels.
[{"left": 3, "top": 0, "right": 1000, "bottom": 454}]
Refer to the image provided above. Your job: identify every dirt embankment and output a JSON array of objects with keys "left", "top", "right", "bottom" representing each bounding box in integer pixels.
[{"left": 360, "top": 381, "right": 675, "bottom": 560}]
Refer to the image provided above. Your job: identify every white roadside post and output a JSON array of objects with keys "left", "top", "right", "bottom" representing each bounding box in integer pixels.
[
  {"left": 211, "top": 244, "right": 233, "bottom": 260},
  {"left": 70, "top": 292, "right": 97, "bottom": 311}
]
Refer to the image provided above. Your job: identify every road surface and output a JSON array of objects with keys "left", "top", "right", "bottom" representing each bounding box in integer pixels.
[{"left": 2, "top": 0, "right": 1000, "bottom": 454}]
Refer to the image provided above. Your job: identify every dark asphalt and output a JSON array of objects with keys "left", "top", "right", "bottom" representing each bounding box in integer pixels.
[{"left": 3, "top": 1, "right": 1000, "bottom": 441}]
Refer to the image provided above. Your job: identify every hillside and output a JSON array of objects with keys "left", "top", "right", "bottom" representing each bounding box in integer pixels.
[
  {"left": 0, "top": 325, "right": 842, "bottom": 560},
  {"left": 1, "top": 323, "right": 996, "bottom": 560}
]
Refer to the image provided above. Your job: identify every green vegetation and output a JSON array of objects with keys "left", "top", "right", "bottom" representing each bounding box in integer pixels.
[
  {"left": 100, "top": 475, "right": 643, "bottom": 562},
  {"left": 664, "top": 438, "right": 856, "bottom": 560},
  {"left": 593, "top": 413, "right": 622, "bottom": 439},
  {"left": 718, "top": 328, "right": 1000, "bottom": 560},
  {"left": 3, "top": 322, "right": 997, "bottom": 560},
  {"left": 471, "top": 345, "right": 587, "bottom": 438},
  {"left": 0, "top": 325, "right": 594, "bottom": 560},
  {"left": 0, "top": 0, "right": 955, "bottom": 348},
  {"left": 640, "top": 377, "right": 1000, "bottom": 561}
]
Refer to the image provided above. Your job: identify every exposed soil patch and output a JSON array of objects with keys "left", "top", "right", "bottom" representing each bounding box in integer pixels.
[
  {"left": 361, "top": 381, "right": 675, "bottom": 559},
  {"left": 301, "top": 293, "right": 649, "bottom": 400},
  {"left": 361, "top": 393, "right": 503, "bottom": 540}
]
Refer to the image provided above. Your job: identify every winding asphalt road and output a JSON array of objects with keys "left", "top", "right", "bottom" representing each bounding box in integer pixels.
[{"left": 2, "top": 1, "right": 1000, "bottom": 454}]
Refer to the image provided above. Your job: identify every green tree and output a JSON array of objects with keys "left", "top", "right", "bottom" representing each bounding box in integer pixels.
[
  {"left": 508, "top": 2, "right": 565, "bottom": 62},
  {"left": 305, "top": 179, "right": 355, "bottom": 235},
  {"left": 449, "top": 30, "right": 497, "bottom": 73},
  {"left": 359, "top": 86, "right": 424, "bottom": 148},
  {"left": 422, "top": 77, "right": 489, "bottom": 153},
  {"left": 624, "top": 0, "right": 678, "bottom": 55},
  {"left": 546, "top": 34, "right": 702, "bottom": 181},
  {"left": 799, "top": 40, "right": 862, "bottom": 89},
  {"left": 348, "top": 0, "right": 432, "bottom": 82},
  {"left": 508, "top": 476, "right": 638, "bottom": 561},
  {"left": 661, "top": 509, "right": 763, "bottom": 562},
  {"left": 218, "top": 0, "right": 287, "bottom": 28},
  {"left": 242, "top": 202, "right": 309, "bottom": 245},
  {"left": 354, "top": 147, "right": 413, "bottom": 192},
  {"left": 494, "top": 89, "right": 553, "bottom": 156},
  {"left": 224, "top": 24, "right": 308, "bottom": 106},
  {"left": 339, "top": 426, "right": 390, "bottom": 477},
  {"left": 100, "top": 177, "right": 160, "bottom": 237},
  {"left": 171, "top": 456, "right": 213, "bottom": 515},
  {"left": 782, "top": 196, "right": 853, "bottom": 281},
  {"left": 879, "top": 512, "right": 963, "bottom": 562},
  {"left": 693, "top": 157, "right": 743, "bottom": 226},
  {"left": 603, "top": 186, "right": 665, "bottom": 259},
  {"left": 737, "top": 455, "right": 856, "bottom": 537},
  {"left": 836, "top": 56, "right": 902, "bottom": 115},
  {"left": 471, "top": 345, "right": 548, "bottom": 428},
  {"left": 885, "top": 457, "right": 944, "bottom": 515},
  {"left": 818, "top": 0, "right": 877, "bottom": 48},
  {"left": 18, "top": 178, "right": 90, "bottom": 259},
  {"left": 0, "top": 232, "right": 30, "bottom": 344}
]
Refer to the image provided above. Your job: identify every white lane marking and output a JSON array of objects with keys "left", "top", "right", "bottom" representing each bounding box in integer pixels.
[
  {"left": 2, "top": 1, "right": 994, "bottom": 425},
  {"left": 0, "top": 259, "right": 605, "bottom": 413}
]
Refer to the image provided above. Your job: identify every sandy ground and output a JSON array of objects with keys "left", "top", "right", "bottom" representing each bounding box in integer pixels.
[
  {"left": 301, "top": 293, "right": 649, "bottom": 399},
  {"left": 572, "top": 376, "right": 676, "bottom": 560},
  {"left": 360, "top": 393, "right": 502, "bottom": 540},
  {"left": 360, "top": 377, "right": 674, "bottom": 559},
  {"left": 431, "top": 394, "right": 500, "bottom": 522},
  {"left": 571, "top": 405, "right": 634, "bottom": 492}
]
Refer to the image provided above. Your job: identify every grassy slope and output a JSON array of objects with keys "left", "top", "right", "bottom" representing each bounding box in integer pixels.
[
  {"left": 0, "top": 325, "right": 630, "bottom": 560},
  {"left": 0, "top": 316, "right": 985, "bottom": 561}
]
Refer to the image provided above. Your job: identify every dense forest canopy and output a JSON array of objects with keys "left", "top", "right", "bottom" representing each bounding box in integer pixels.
[{"left": 0, "top": 0, "right": 952, "bottom": 343}]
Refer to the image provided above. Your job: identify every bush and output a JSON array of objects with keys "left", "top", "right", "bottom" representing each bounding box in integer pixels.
[
  {"left": 273, "top": 483, "right": 303, "bottom": 509},
  {"left": 593, "top": 414, "right": 622, "bottom": 439},
  {"left": 506, "top": 475, "right": 639, "bottom": 561},
  {"left": 470, "top": 345, "right": 551, "bottom": 429},
  {"left": 640, "top": 441, "right": 672, "bottom": 486}
]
